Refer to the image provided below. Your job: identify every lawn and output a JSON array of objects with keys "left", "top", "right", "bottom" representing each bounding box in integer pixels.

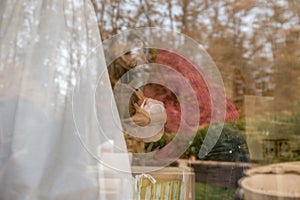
[{"left": 195, "top": 182, "right": 236, "bottom": 200}]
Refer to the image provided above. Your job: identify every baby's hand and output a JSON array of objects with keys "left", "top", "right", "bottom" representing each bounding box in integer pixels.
[
  {"left": 131, "top": 103, "right": 150, "bottom": 126},
  {"left": 134, "top": 89, "right": 147, "bottom": 106}
]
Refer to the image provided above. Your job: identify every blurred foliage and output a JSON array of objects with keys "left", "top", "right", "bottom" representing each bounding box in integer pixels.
[
  {"left": 144, "top": 133, "right": 168, "bottom": 151},
  {"left": 144, "top": 123, "right": 250, "bottom": 162},
  {"left": 184, "top": 123, "right": 249, "bottom": 162},
  {"left": 236, "top": 119, "right": 246, "bottom": 131}
]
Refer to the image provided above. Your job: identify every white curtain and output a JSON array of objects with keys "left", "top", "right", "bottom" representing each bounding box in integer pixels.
[{"left": 0, "top": 0, "right": 133, "bottom": 199}]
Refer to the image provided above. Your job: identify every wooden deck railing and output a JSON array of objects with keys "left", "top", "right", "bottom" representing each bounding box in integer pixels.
[{"left": 132, "top": 166, "right": 195, "bottom": 200}]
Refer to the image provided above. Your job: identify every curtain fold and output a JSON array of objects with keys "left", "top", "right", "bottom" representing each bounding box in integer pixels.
[{"left": 0, "top": 0, "right": 133, "bottom": 199}]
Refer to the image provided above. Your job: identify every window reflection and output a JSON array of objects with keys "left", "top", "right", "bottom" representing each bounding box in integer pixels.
[{"left": 93, "top": 0, "right": 300, "bottom": 198}]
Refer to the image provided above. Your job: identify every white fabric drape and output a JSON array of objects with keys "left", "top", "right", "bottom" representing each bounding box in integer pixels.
[{"left": 0, "top": 0, "right": 133, "bottom": 199}]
